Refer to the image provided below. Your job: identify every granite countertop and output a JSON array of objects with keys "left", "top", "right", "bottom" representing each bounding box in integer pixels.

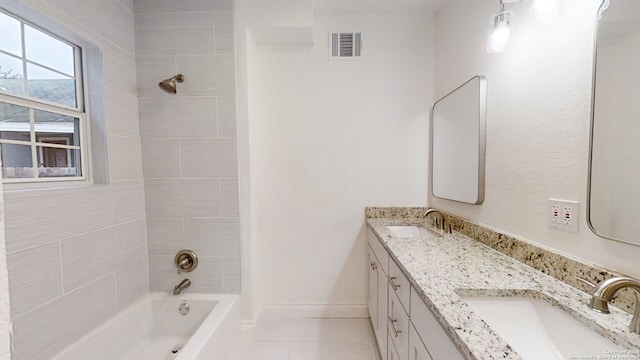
[{"left": 367, "top": 217, "right": 640, "bottom": 360}]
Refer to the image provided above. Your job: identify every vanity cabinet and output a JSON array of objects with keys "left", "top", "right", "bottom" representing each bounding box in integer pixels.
[
  {"left": 409, "top": 324, "right": 433, "bottom": 360},
  {"left": 367, "top": 229, "right": 389, "bottom": 359},
  {"left": 367, "top": 228, "right": 467, "bottom": 360}
]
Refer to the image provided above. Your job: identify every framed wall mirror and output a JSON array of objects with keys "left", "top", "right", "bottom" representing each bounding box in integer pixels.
[
  {"left": 588, "top": 0, "right": 640, "bottom": 246},
  {"left": 431, "top": 76, "right": 487, "bottom": 205}
]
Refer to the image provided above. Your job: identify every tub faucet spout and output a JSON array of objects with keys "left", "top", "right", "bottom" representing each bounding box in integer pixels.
[{"left": 173, "top": 279, "right": 191, "bottom": 295}]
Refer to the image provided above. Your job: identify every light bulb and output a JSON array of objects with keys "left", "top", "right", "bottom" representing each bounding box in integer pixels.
[
  {"left": 533, "top": 0, "right": 559, "bottom": 23},
  {"left": 490, "top": 26, "right": 511, "bottom": 52},
  {"left": 533, "top": 0, "right": 557, "bottom": 13},
  {"left": 487, "top": 11, "right": 513, "bottom": 53}
]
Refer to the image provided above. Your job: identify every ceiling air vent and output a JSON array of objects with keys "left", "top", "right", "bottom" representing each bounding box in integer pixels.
[{"left": 329, "top": 32, "right": 363, "bottom": 60}]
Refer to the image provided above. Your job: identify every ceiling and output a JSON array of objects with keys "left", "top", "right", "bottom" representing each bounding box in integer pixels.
[{"left": 313, "top": 0, "right": 447, "bottom": 13}]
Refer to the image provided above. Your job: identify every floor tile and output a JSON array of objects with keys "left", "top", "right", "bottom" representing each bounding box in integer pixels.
[{"left": 231, "top": 318, "right": 380, "bottom": 360}]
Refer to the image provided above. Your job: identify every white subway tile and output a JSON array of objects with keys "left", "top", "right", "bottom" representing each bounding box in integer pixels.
[
  {"left": 108, "top": 135, "right": 144, "bottom": 180},
  {"left": 8, "top": 243, "right": 62, "bottom": 318},
  {"left": 139, "top": 97, "right": 217, "bottom": 138},
  {"left": 4, "top": 186, "right": 114, "bottom": 253},
  {"left": 144, "top": 179, "right": 221, "bottom": 217},
  {"left": 103, "top": 41, "right": 138, "bottom": 93},
  {"left": 105, "top": 85, "right": 140, "bottom": 137},
  {"left": 134, "top": 0, "right": 173, "bottom": 13},
  {"left": 112, "top": 180, "right": 147, "bottom": 223},
  {"left": 116, "top": 258, "right": 149, "bottom": 310},
  {"left": 61, "top": 220, "right": 147, "bottom": 292},
  {"left": 12, "top": 276, "right": 117, "bottom": 360},
  {"left": 223, "top": 256, "right": 240, "bottom": 280},
  {"left": 176, "top": 54, "right": 235, "bottom": 96},
  {"left": 147, "top": 217, "right": 184, "bottom": 255},
  {"left": 217, "top": 96, "right": 237, "bottom": 138},
  {"left": 135, "top": 13, "right": 214, "bottom": 56},
  {"left": 141, "top": 139, "right": 181, "bottom": 179},
  {"left": 180, "top": 138, "right": 238, "bottom": 178},
  {"left": 214, "top": 11, "right": 234, "bottom": 53},
  {"left": 184, "top": 218, "right": 240, "bottom": 256},
  {"left": 175, "top": 0, "right": 232, "bottom": 11},
  {"left": 222, "top": 279, "right": 240, "bottom": 293},
  {"left": 220, "top": 178, "right": 239, "bottom": 217}
]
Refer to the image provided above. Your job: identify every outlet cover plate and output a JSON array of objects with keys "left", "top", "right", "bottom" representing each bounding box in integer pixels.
[{"left": 549, "top": 199, "right": 580, "bottom": 233}]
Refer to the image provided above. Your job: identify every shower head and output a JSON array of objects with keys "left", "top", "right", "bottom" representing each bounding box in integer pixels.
[{"left": 158, "top": 74, "right": 185, "bottom": 94}]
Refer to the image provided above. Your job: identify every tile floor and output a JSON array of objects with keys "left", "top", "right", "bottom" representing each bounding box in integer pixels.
[{"left": 231, "top": 318, "right": 382, "bottom": 360}]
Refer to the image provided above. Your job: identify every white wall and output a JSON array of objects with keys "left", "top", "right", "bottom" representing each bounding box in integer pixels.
[
  {"left": 134, "top": 0, "right": 240, "bottom": 295},
  {"left": 1, "top": 1, "right": 149, "bottom": 359},
  {"left": 432, "top": 0, "right": 640, "bottom": 279},
  {"left": 239, "top": 9, "right": 434, "bottom": 310}
]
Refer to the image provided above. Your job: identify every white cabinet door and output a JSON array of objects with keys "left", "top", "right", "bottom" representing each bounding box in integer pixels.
[
  {"left": 367, "top": 246, "right": 378, "bottom": 331},
  {"left": 410, "top": 288, "right": 466, "bottom": 360},
  {"left": 388, "top": 285, "right": 409, "bottom": 360},
  {"left": 409, "top": 324, "right": 433, "bottom": 360},
  {"left": 367, "top": 245, "right": 387, "bottom": 359}
]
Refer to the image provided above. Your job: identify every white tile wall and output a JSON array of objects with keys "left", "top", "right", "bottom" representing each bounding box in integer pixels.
[
  {"left": 105, "top": 85, "right": 141, "bottom": 137},
  {"left": 136, "top": 56, "right": 176, "bottom": 98},
  {"left": 144, "top": 179, "right": 222, "bottom": 217},
  {"left": 112, "top": 180, "right": 147, "bottom": 223},
  {"left": 176, "top": 54, "right": 236, "bottom": 96},
  {"left": 217, "top": 96, "right": 238, "bottom": 137},
  {"left": 220, "top": 178, "right": 240, "bottom": 217},
  {"left": 214, "top": 11, "right": 235, "bottom": 53},
  {"left": 184, "top": 218, "right": 240, "bottom": 257},
  {"left": 135, "top": 0, "right": 240, "bottom": 295},
  {"left": 4, "top": 186, "right": 114, "bottom": 253},
  {"left": 12, "top": 276, "right": 118, "bottom": 360},
  {"left": 141, "top": 139, "right": 181, "bottom": 179},
  {"left": 107, "top": 135, "right": 144, "bottom": 180},
  {"left": 61, "top": 220, "right": 147, "bottom": 292},
  {"left": 146, "top": 217, "right": 184, "bottom": 255},
  {"left": 138, "top": 97, "right": 218, "bottom": 138},
  {"left": 116, "top": 258, "right": 149, "bottom": 310},
  {"left": 7, "top": 243, "right": 62, "bottom": 318},
  {"left": 3, "top": 2, "right": 149, "bottom": 358},
  {"left": 179, "top": 138, "right": 238, "bottom": 178},
  {"left": 135, "top": 13, "right": 214, "bottom": 56}
]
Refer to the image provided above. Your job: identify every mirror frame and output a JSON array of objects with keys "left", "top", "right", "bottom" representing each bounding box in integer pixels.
[
  {"left": 586, "top": 0, "right": 639, "bottom": 246},
  {"left": 431, "top": 75, "right": 487, "bottom": 205}
]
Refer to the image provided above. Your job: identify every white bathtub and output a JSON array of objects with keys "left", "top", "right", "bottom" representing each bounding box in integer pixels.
[{"left": 51, "top": 293, "right": 240, "bottom": 360}]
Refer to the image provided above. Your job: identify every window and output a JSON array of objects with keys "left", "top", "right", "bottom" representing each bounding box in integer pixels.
[{"left": 0, "top": 9, "right": 86, "bottom": 182}]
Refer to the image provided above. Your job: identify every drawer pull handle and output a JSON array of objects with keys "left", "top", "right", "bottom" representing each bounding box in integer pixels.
[
  {"left": 389, "top": 317, "right": 402, "bottom": 337},
  {"left": 390, "top": 276, "right": 401, "bottom": 291}
]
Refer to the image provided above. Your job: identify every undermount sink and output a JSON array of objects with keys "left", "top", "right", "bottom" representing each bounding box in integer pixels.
[
  {"left": 461, "top": 295, "right": 624, "bottom": 360},
  {"left": 385, "top": 225, "right": 439, "bottom": 238}
]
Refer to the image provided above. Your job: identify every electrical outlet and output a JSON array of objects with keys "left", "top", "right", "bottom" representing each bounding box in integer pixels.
[{"left": 549, "top": 199, "right": 580, "bottom": 233}]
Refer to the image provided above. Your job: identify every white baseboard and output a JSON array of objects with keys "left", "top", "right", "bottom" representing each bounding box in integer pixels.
[{"left": 259, "top": 303, "right": 369, "bottom": 320}]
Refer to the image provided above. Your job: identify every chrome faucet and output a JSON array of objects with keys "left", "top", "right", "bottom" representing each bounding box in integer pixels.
[
  {"left": 587, "top": 276, "right": 640, "bottom": 334},
  {"left": 173, "top": 278, "right": 191, "bottom": 295},
  {"left": 423, "top": 208, "right": 445, "bottom": 231}
]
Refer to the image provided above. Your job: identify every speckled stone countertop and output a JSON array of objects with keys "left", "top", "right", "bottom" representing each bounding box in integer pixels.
[{"left": 367, "top": 217, "right": 640, "bottom": 360}]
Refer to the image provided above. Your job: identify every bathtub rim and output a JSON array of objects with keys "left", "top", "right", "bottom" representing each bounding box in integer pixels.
[{"left": 51, "top": 291, "right": 239, "bottom": 360}]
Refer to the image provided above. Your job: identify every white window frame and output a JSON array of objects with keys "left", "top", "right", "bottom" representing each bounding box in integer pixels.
[{"left": 0, "top": 8, "right": 88, "bottom": 184}]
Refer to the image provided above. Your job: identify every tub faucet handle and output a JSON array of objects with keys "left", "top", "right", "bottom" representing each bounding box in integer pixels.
[{"left": 175, "top": 250, "right": 198, "bottom": 274}]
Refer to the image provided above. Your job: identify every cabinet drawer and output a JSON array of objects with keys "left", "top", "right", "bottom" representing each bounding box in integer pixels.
[
  {"left": 388, "top": 284, "right": 409, "bottom": 359},
  {"left": 388, "top": 259, "right": 411, "bottom": 314},
  {"left": 367, "top": 228, "right": 389, "bottom": 275},
  {"left": 409, "top": 323, "right": 433, "bottom": 360},
  {"left": 387, "top": 331, "right": 403, "bottom": 360},
  {"left": 410, "top": 288, "right": 466, "bottom": 360}
]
